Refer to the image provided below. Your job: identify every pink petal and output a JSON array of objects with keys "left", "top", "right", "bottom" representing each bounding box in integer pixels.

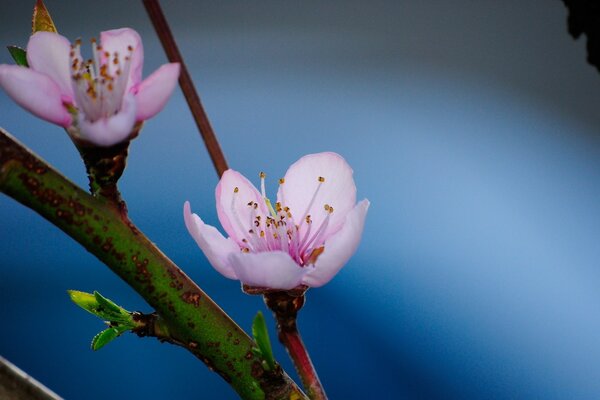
[
  {"left": 100, "top": 28, "right": 143, "bottom": 92},
  {"left": 0, "top": 65, "right": 71, "bottom": 127},
  {"left": 228, "top": 251, "right": 306, "bottom": 290},
  {"left": 277, "top": 152, "right": 356, "bottom": 240},
  {"left": 76, "top": 93, "right": 136, "bottom": 146},
  {"left": 215, "top": 170, "right": 269, "bottom": 246},
  {"left": 183, "top": 201, "right": 239, "bottom": 280},
  {"left": 26, "top": 31, "right": 74, "bottom": 101},
  {"left": 134, "top": 63, "right": 180, "bottom": 121},
  {"left": 302, "top": 199, "right": 369, "bottom": 287}
]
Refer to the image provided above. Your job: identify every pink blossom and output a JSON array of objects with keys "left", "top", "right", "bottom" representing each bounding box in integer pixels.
[
  {"left": 0, "top": 28, "right": 180, "bottom": 146},
  {"left": 184, "top": 152, "right": 369, "bottom": 290}
]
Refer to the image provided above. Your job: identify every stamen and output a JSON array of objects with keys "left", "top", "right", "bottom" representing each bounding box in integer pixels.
[
  {"left": 298, "top": 177, "right": 325, "bottom": 229},
  {"left": 300, "top": 210, "right": 331, "bottom": 260},
  {"left": 229, "top": 187, "right": 256, "bottom": 251},
  {"left": 259, "top": 172, "right": 266, "bottom": 198}
]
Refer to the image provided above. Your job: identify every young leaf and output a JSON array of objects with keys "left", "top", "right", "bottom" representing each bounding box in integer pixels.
[
  {"left": 32, "top": 0, "right": 57, "bottom": 34},
  {"left": 252, "top": 311, "right": 275, "bottom": 371},
  {"left": 7, "top": 46, "right": 28, "bottom": 67},
  {"left": 91, "top": 327, "right": 121, "bottom": 351},
  {"left": 68, "top": 290, "right": 100, "bottom": 315},
  {"left": 68, "top": 290, "right": 133, "bottom": 325},
  {"left": 94, "top": 291, "right": 128, "bottom": 318}
]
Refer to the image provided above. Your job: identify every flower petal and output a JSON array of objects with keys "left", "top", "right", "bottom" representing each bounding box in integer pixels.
[
  {"left": 134, "top": 63, "right": 180, "bottom": 121},
  {"left": 229, "top": 251, "right": 306, "bottom": 290},
  {"left": 277, "top": 152, "right": 356, "bottom": 240},
  {"left": 183, "top": 201, "right": 239, "bottom": 279},
  {"left": 100, "top": 28, "right": 143, "bottom": 92},
  {"left": 215, "top": 170, "right": 269, "bottom": 246},
  {"left": 0, "top": 65, "right": 71, "bottom": 127},
  {"left": 26, "top": 31, "right": 74, "bottom": 101},
  {"left": 302, "top": 199, "right": 369, "bottom": 287},
  {"left": 76, "top": 92, "right": 136, "bottom": 146}
]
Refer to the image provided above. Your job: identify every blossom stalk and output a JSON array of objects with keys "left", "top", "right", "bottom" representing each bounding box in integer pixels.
[{"left": 264, "top": 291, "right": 327, "bottom": 400}]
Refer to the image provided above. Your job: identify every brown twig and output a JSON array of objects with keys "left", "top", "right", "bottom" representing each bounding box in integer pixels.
[{"left": 142, "top": 0, "right": 229, "bottom": 177}]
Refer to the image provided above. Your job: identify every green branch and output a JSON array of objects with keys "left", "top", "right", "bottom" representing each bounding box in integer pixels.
[{"left": 0, "top": 128, "right": 306, "bottom": 400}]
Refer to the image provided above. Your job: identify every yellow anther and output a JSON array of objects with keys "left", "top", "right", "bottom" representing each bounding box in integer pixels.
[
  {"left": 234, "top": 187, "right": 239, "bottom": 193},
  {"left": 305, "top": 215, "right": 312, "bottom": 223},
  {"left": 242, "top": 248, "right": 250, "bottom": 253},
  {"left": 318, "top": 176, "right": 325, "bottom": 183},
  {"left": 279, "top": 178, "right": 285, "bottom": 184},
  {"left": 259, "top": 171, "right": 266, "bottom": 179}
]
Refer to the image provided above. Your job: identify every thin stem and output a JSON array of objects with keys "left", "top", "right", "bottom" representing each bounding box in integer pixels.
[
  {"left": 264, "top": 292, "right": 328, "bottom": 400},
  {"left": 142, "top": 0, "right": 229, "bottom": 177},
  {"left": 0, "top": 355, "right": 62, "bottom": 400}
]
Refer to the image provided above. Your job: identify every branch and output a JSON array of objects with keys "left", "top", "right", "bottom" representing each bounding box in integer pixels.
[
  {"left": 0, "top": 128, "right": 306, "bottom": 400},
  {"left": 562, "top": 0, "right": 600, "bottom": 73},
  {"left": 142, "top": 0, "right": 229, "bottom": 177},
  {"left": 0, "top": 355, "right": 62, "bottom": 400}
]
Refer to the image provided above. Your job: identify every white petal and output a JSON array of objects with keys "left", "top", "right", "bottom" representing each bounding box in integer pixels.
[
  {"left": 277, "top": 152, "right": 356, "bottom": 241},
  {"left": 215, "top": 170, "right": 269, "bottom": 245},
  {"left": 76, "top": 93, "right": 137, "bottom": 146},
  {"left": 0, "top": 65, "right": 71, "bottom": 127},
  {"left": 183, "top": 201, "right": 239, "bottom": 280},
  {"left": 302, "top": 199, "right": 369, "bottom": 287},
  {"left": 134, "top": 63, "right": 180, "bottom": 121},
  {"left": 26, "top": 31, "right": 74, "bottom": 101},
  {"left": 100, "top": 28, "right": 143, "bottom": 92},
  {"left": 229, "top": 251, "right": 306, "bottom": 290}
]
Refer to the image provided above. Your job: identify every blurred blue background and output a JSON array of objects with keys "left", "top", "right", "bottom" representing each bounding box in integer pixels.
[{"left": 2, "top": 1, "right": 600, "bottom": 399}]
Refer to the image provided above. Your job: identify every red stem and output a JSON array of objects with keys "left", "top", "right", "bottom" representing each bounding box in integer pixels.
[
  {"left": 279, "top": 327, "right": 327, "bottom": 400},
  {"left": 142, "top": 0, "right": 229, "bottom": 177},
  {"left": 264, "top": 291, "right": 328, "bottom": 400}
]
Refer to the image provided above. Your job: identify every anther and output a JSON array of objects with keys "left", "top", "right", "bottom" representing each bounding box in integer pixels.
[
  {"left": 233, "top": 187, "right": 239, "bottom": 193},
  {"left": 259, "top": 172, "right": 266, "bottom": 179},
  {"left": 318, "top": 176, "right": 325, "bottom": 182},
  {"left": 279, "top": 178, "right": 285, "bottom": 184}
]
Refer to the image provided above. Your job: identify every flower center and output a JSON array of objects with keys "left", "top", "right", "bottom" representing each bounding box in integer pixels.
[
  {"left": 70, "top": 38, "right": 133, "bottom": 122},
  {"left": 231, "top": 173, "right": 333, "bottom": 266}
]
